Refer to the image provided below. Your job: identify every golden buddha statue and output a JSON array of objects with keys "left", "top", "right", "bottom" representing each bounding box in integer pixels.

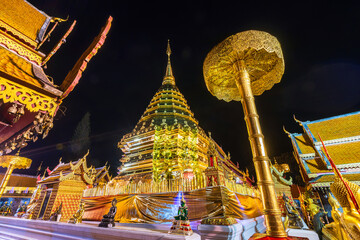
[
  {"left": 304, "top": 196, "right": 320, "bottom": 219},
  {"left": 68, "top": 202, "right": 85, "bottom": 224},
  {"left": 323, "top": 193, "right": 349, "bottom": 240},
  {"left": 323, "top": 176, "right": 360, "bottom": 240}
]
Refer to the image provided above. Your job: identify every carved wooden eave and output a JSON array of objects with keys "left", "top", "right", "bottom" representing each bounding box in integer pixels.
[
  {"left": 94, "top": 166, "right": 111, "bottom": 183},
  {"left": 82, "top": 172, "right": 94, "bottom": 185},
  {"left": 59, "top": 16, "right": 113, "bottom": 99},
  {"left": 59, "top": 170, "right": 74, "bottom": 182},
  {"left": 0, "top": 4, "right": 112, "bottom": 156},
  {"left": 70, "top": 150, "right": 90, "bottom": 171}
]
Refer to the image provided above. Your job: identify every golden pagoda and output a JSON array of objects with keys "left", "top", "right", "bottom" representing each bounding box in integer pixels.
[
  {"left": 114, "top": 41, "right": 244, "bottom": 187},
  {"left": 82, "top": 42, "right": 262, "bottom": 227}
]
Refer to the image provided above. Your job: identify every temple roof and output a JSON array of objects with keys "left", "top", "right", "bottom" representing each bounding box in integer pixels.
[
  {"left": 306, "top": 158, "right": 329, "bottom": 174},
  {"left": 320, "top": 141, "right": 360, "bottom": 166},
  {"left": 132, "top": 41, "right": 199, "bottom": 132},
  {"left": 293, "top": 133, "right": 315, "bottom": 155},
  {"left": 0, "top": 0, "right": 50, "bottom": 47},
  {"left": 0, "top": 46, "right": 60, "bottom": 94},
  {"left": 304, "top": 111, "right": 360, "bottom": 142},
  {"left": 310, "top": 173, "right": 360, "bottom": 188},
  {"left": 39, "top": 152, "right": 93, "bottom": 185},
  {"left": 288, "top": 111, "right": 360, "bottom": 184},
  {"left": 0, "top": 173, "right": 37, "bottom": 187},
  {"left": 39, "top": 153, "right": 111, "bottom": 185},
  {"left": 310, "top": 173, "right": 360, "bottom": 183}
]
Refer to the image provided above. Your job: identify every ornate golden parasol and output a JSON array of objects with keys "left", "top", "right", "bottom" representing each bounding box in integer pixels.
[
  {"left": 0, "top": 152, "right": 32, "bottom": 199},
  {"left": 203, "top": 30, "right": 286, "bottom": 238}
]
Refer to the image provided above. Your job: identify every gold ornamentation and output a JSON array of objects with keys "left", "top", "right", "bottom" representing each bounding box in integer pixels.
[
  {"left": 201, "top": 216, "right": 237, "bottom": 225},
  {"left": 59, "top": 16, "right": 112, "bottom": 99},
  {"left": 323, "top": 176, "right": 360, "bottom": 239},
  {"left": 0, "top": 0, "right": 50, "bottom": 46},
  {"left": 0, "top": 77, "right": 59, "bottom": 116},
  {"left": 162, "top": 40, "right": 175, "bottom": 85},
  {"left": 0, "top": 20, "right": 38, "bottom": 48},
  {"left": 68, "top": 202, "right": 85, "bottom": 224},
  {"left": 0, "top": 32, "right": 43, "bottom": 65},
  {"left": 322, "top": 193, "right": 350, "bottom": 240},
  {"left": 203, "top": 30, "right": 286, "bottom": 237},
  {"left": 0, "top": 152, "right": 32, "bottom": 198},
  {"left": 0, "top": 153, "right": 32, "bottom": 169},
  {"left": 203, "top": 30, "right": 284, "bottom": 102}
]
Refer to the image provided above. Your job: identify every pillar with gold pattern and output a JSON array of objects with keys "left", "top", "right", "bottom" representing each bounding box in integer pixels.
[{"left": 203, "top": 30, "right": 290, "bottom": 239}]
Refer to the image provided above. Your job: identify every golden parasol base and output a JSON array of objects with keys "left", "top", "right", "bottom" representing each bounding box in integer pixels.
[
  {"left": 250, "top": 233, "right": 307, "bottom": 240},
  {"left": 201, "top": 216, "right": 237, "bottom": 226}
]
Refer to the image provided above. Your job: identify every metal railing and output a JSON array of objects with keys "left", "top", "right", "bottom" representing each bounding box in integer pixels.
[{"left": 83, "top": 178, "right": 260, "bottom": 198}]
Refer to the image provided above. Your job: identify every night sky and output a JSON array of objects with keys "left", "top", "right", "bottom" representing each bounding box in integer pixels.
[{"left": 13, "top": 0, "right": 360, "bottom": 178}]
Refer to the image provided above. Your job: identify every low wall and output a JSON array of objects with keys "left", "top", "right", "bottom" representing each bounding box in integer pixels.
[{"left": 82, "top": 186, "right": 263, "bottom": 223}]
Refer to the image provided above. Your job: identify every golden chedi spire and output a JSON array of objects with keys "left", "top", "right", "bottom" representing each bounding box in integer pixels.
[{"left": 162, "top": 39, "right": 175, "bottom": 85}]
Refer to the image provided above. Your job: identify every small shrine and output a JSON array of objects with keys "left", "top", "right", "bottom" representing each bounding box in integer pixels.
[
  {"left": 0, "top": 173, "right": 37, "bottom": 214},
  {"left": 31, "top": 152, "right": 110, "bottom": 222},
  {"left": 204, "top": 137, "right": 225, "bottom": 187}
]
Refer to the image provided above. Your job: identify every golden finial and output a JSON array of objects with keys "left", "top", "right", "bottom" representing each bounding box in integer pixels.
[
  {"left": 293, "top": 114, "right": 302, "bottom": 126},
  {"left": 51, "top": 15, "right": 69, "bottom": 23},
  {"left": 162, "top": 39, "right": 175, "bottom": 85},
  {"left": 166, "top": 39, "right": 171, "bottom": 57},
  {"left": 283, "top": 126, "right": 291, "bottom": 137}
]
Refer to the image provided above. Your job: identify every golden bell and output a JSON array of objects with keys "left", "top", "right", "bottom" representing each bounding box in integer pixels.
[
  {"left": 17, "top": 105, "right": 25, "bottom": 116},
  {"left": 7, "top": 103, "right": 17, "bottom": 115}
]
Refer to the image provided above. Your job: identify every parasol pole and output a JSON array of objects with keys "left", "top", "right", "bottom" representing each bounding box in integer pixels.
[{"left": 0, "top": 164, "right": 14, "bottom": 199}]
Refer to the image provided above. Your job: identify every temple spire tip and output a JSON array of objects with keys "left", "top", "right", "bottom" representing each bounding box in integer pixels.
[
  {"left": 166, "top": 39, "right": 171, "bottom": 57},
  {"left": 162, "top": 39, "right": 175, "bottom": 85}
]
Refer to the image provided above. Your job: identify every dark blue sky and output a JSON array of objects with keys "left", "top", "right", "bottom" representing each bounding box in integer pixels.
[{"left": 14, "top": 0, "right": 360, "bottom": 177}]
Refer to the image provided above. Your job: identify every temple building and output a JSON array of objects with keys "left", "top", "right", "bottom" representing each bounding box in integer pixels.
[
  {"left": 285, "top": 111, "right": 360, "bottom": 209},
  {"left": 0, "top": 173, "right": 37, "bottom": 213},
  {"left": 32, "top": 152, "right": 110, "bottom": 222},
  {"left": 113, "top": 41, "right": 244, "bottom": 189},
  {"left": 0, "top": 0, "right": 112, "bottom": 155}
]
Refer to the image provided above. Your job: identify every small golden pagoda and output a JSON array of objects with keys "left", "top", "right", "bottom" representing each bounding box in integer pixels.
[
  {"left": 0, "top": 0, "right": 112, "bottom": 155},
  {"left": 114, "top": 41, "right": 244, "bottom": 188},
  {"left": 32, "top": 152, "right": 110, "bottom": 222}
]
